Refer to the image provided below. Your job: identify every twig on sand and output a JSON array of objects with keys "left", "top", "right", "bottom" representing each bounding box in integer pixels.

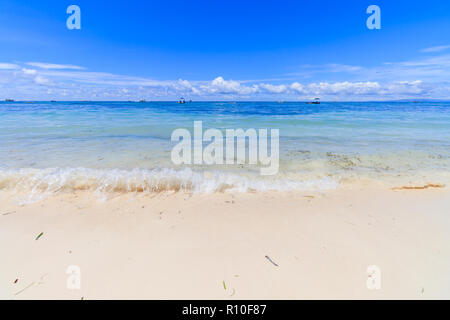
[
  {"left": 265, "top": 255, "right": 279, "bottom": 267},
  {"left": 14, "top": 282, "right": 35, "bottom": 296},
  {"left": 2, "top": 211, "right": 16, "bottom": 216},
  {"left": 35, "top": 232, "right": 44, "bottom": 240}
]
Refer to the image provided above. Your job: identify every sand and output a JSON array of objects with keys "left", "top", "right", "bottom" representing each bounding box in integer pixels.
[{"left": 1, "top": 187, "right": 449, "bottom": 299}]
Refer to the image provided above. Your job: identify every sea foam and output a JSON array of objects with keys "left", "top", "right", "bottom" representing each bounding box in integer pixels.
[{"left": 0, "top": 167, "right": 339, "bottom": 195}]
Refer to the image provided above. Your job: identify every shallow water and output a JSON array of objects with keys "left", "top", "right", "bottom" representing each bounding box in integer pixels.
[{"left": 0, "top": 101, "right": 449, "bottom": 193}]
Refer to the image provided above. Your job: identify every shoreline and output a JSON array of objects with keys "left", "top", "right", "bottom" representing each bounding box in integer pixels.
[{"left": 1, "top": 187, "right": 450, "bottom": 299}]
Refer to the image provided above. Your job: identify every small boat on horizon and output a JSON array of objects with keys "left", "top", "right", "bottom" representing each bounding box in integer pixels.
[
  {"left": 306, "top": 98, "right": 320, "bottom": 104},
  {"left": 5, "top": 98, "right": 14, "bottom": 102},
  {"left": 138, "top": 99, "right": 146, "bottom": 103},
  {"left": 178, "top": 97, "right": 186, "bottom": 104}
]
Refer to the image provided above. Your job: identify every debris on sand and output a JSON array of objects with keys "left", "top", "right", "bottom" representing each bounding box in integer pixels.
[
  {"left": 2, "top": 211, "right": 16, "bottom": 216},
  {"left": 392, "top": 183, "right": 445, "bottom": 190},
  {"left": 14, "top": 282, "right": 35, "bottom": 296},
  {"left": 265, "top": 255, "right": 279, "bottom": 267}
]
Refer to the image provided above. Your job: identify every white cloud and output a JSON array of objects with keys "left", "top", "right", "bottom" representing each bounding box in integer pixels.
[
  {"left": 0, "top": 61, "right": 448, "bottom": 100},
  {"left": 22, "top": 68, "right": 37, "bottom": 75},
  {"left": 177, "top": 79, "right": 192, "bottom": 88},
  {"left": 0, "top": 63, "right": 20, "bottom": 70},
  {"left": 259, "top": 83, "right": 287, "bottom": 93},
  {"left": 200, "top": 76, "right": 259, "bottom": 95},
  {"left": 383, "top": 80, "right": 427, "bottom": 95},
  {"left": 305, "top": 81, "right": 381, "bottom": 95},
  {"left": 27, "top": 62, "right": 85, "bottom": 70},
  {"left": 372, "top": 54, "right": 450, "bottom": 83},
  {"left": 290, "top": 82, "right": 304, "bottom": 93},
  {"left": 288, "top": 54, "right": 450, "bottom": 83},
  {"left": 287, "top": 63, "right": 363, "bottom": 78},
  {"left": 34, "top": 75, "right": 51, "bottom": 85},
  {"left": 421, "top": 45, "right": 450, "bottom": 53},
  {"left": 325, "top": 64, "right": 362, "bottom": 73}
]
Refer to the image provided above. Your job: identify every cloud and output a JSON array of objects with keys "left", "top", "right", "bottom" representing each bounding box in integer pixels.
[
  {"left": 421, "top": 45, "right": 450, "bottom": 53},
  {"left": 287, "top": 63, "right": 363, "bottom": 78},
  {"left": 259, "top": 83, "right": 287, "bottom": 93},
  {"left": 383, "top": 80, "right": 428, "bottom": 95},
  {"left": 306, "top": 81, "right": 381, "bottom": 95},
  {"left": 288, "top": 54, "right": 450, "bottom": 83},
  {"left": 22, "top": 68, "right": 37, "bottom": 75},
  {"left": 290, "top": 82, "right": 304, "bottom": 93},
  {"left": 291, "top": 80, "right": 430, "bottom": 97},
  {"left": 0, "top": 63, "right": 20, "bottom": 70},
  {"left": 0, "top": 61, "right": 448, "bottom": 100},
  {"left": 175, "top": 79, "right": 201, "bottom": 94},
  {"left": 326, "top": 64, "right": 362, "bottom": 73},
  {"left": 33, "top": 75, "right": 51, "bottom": 85},
  {"left": 308, "top": 63, "right": 363, "bottom": 73},
  {"left": 26, "top": 62, "right": 85, "bottom": 70},
  {"left": 200, "top": 76, "right": 259, "bottom": 95},
  {"left": 375, "top": 54, "right": 450, "bottom": 82}
]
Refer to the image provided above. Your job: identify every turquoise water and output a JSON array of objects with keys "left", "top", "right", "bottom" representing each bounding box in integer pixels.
[{"left": 0, "top": 101, "right": 449, "bottom": 193}]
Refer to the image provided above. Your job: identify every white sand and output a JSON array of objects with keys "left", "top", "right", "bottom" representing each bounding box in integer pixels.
[{"left": 1, "top": 188, "right": 449, "bottom": 299}]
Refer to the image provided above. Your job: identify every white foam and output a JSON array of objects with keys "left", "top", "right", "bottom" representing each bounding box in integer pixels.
[{"left": 0, "top": 167, "right": 339, "bottom": 196}]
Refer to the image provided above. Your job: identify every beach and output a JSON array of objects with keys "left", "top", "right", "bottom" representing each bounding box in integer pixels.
[
  {"left": 2, "top": 0, "right": 450, "bottom": 304},
  {"left": 1, "top": 100, "right": 449, "bottom": 299},
  {"left": 1, "top": 186, "right": 450, "bottom": 299}
]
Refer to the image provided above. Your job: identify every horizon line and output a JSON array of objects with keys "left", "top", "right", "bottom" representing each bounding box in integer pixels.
[{"left": 2, "top": 99, "right": 450, "bottom": 103}]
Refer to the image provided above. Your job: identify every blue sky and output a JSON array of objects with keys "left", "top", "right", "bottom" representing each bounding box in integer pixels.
[{"left": 0, "top": 0, "right": 449, "bottom": 100}]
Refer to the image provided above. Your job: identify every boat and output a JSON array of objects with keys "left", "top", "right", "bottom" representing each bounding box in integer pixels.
[
  {"left": 138, "top": 99, "right": 146, "bottom": 103},
  {"left": 306, "top": 98, "right": 320, "bottom": 104},
  {"left": 178, "top": 97, "right": 186, "bottom": 104},
  {"left": 5, "top": 99, "right": 14, "bottom": 102}
]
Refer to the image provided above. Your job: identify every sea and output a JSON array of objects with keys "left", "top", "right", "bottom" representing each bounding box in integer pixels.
[{"left": 0, "top": 101, "right": 449, "bottom": 195}]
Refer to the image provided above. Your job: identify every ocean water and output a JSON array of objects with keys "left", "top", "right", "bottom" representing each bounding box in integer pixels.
[{"left": 0, "top": 101, "right": 449, "bottom": 195}]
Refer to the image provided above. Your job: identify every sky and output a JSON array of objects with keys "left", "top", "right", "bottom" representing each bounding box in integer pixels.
[{"left": 0, "top": 0, "right": 449, "bottom": 101}]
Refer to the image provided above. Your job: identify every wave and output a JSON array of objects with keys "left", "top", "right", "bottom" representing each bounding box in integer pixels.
[{"left": 0, "top": 167, "right": 339, "bottom": 195}]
